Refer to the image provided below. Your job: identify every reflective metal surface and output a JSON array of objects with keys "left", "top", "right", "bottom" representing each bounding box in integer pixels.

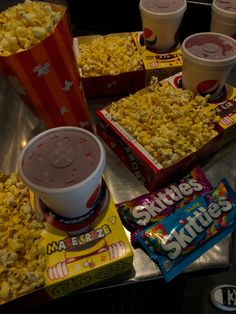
[{"left": 0, "top": 66, "right": 235, "bottom": 285}]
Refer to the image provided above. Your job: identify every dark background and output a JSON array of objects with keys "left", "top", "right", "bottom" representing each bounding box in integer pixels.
[
  {"left": 0, "top": 1, "right": 213, "bottom": 41},
  {"left": 67, "top": 0, "right": 213, "bottom": 42}
]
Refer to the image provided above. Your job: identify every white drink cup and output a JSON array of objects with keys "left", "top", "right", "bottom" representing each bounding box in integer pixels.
[
  {"left": 18, "top": 127, "right": 106, "bottom": 219},
  {"left": 181, "top": 32, "right": 236, "bottom": 98},
  {"left": 139, "top": 0, "right": 187, "bottom": 52},
  {"left": 210, "top": 0, "right": 236, "bottom": 38}
]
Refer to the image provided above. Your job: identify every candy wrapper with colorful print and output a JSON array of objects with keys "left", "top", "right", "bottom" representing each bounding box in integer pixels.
[
  {"left": 137, "top": 178, "right": 236, "bottom": 282},
  {"left": 0, "top": 1, "right": 92, "bottom": 130},
  {"left": 116, "top": 165, "right": 213, "bottom": 243}
]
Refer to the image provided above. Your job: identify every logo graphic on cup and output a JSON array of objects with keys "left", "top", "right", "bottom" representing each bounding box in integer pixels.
[{"left": 18, "top": 127, "right": 106, "bottom": 231}]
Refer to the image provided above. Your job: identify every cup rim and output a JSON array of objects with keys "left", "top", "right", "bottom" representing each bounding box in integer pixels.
[
  {"left": 212, "top": 0, "right": 236, "bottom": 18},
  {"left": 181, "top": 32, "right": 236, "bottom": 65},
  {"left": 18, "top": 126, "right": 106, "bottom": 194},
  {"left": 139, "top": 0, "right": 187, "bottom": 18}
]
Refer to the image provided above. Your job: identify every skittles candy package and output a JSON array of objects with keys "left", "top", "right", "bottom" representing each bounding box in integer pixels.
[
  {"left": 137, "top": 179, "right": 236, "bottom": 282},
  {"left": 116, "top": 165, "right": 213, "bottom": 243}
]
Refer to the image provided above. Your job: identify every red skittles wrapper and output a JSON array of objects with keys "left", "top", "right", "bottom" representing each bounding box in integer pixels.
[{"left": 0, "top": 1, "right": 92, "bottom": 131}]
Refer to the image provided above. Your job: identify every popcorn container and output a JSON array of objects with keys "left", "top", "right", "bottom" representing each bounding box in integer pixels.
[
  {"left": 139, "top": 0, "right": 187, "bottom": 52},
  {"left": 181, "top": 32, "right": 236, "bottom": 100},
  {"left": 0, "top": 2, "right": 92, "bottom": 131},
  {"left": 18, "top": 126, "right": 106, "bottom": 233},
  {"left": 210, "top": 0, "right": 236, "bottom": 38}
]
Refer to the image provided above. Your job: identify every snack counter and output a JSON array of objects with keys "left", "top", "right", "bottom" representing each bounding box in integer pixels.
[{"left": 0, "top": 67, "right": 235, "bottom": 290}]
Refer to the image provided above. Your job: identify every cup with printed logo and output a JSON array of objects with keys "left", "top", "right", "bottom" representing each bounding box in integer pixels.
[
  {"left": 181, "top": 32, "right": 236, "bottom": 98},
  {"left": 139, "top": 0, "right": 187, "bottom": 52},
  {"left": 210, "top": 0, "right": 236, "bottom": 39},
  {"left": 18, "top": 127, "right": 106, "bottom": 224}
]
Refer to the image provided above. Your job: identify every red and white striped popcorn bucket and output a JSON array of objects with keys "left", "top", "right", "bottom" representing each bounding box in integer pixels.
[{"left": 0, "top": 2, "right": 92, "bottom": 131}]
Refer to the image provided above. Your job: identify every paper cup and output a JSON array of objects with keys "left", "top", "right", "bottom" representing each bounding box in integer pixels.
[
  {"left": 210, "top": 0, "right": 236, "bottom": 39},
  {"left": 18, "top": 127, "right": 106, "bottom": 221},
  {"left": 181, "top": 32, "right": 236, "bottom": 99},
  {"left": 139, "top": 0, "right": 187, "bottom": 52}
]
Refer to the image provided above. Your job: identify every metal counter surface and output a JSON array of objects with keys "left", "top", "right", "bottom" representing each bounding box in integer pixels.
[{"left": 0, "top": 71, "right": 235, "bottom": 286}]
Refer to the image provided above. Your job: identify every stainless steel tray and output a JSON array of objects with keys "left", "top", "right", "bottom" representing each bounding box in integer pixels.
[{"left": 0, "top": 72, "right": 235, "bottom": 286}]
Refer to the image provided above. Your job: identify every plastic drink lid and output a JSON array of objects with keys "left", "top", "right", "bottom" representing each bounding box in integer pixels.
[
  {"left": 214, "top": 0, "right": 236, "bottom": 13},
  {"left": 20, "top": 128, "right": 102, "bottom": 189},
  {"left": 140, "top": 0, "right": 185, "bottom": 13},
  {"left": 183, "top": 32, "right": 236, "bottom": 64}
]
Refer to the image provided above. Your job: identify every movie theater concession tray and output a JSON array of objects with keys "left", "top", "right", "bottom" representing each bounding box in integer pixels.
[{"left": 96, "top": 73, "right": 236, "bottom": 192}]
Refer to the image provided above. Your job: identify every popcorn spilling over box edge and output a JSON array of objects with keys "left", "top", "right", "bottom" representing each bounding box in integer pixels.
[
  {"left": 95, "top": 72, "right": 236, "bottom": 192},
  {"left": 73, "top": 32, "right": 182, "bottom": 98},
  {"left": 0, "top": 1, "right": 92, "bottom": 130},
  {"left": 0, "top": 175, "right": 133, "bottom": 312}
]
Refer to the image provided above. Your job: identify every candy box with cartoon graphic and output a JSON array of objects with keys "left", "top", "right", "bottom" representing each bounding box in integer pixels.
[
  {"left": 95, "top": 72, "right": 236, "bottom": 192},
  {"left": 1, "top": 181, "right": 133, "bottom": 313},
  {"left": 73, "top": 31, "right": 182, "bottom": 98}
]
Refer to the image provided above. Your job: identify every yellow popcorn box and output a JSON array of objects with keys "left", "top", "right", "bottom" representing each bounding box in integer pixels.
[
  {"left": 95, "top": 72, "right": 236, "bottom": 192},
  {"left": 73, "top": 31, "right": 182, "bottom": 98},
  {"left": 1, "top": 180, "right": 133, "bottom": 313}
]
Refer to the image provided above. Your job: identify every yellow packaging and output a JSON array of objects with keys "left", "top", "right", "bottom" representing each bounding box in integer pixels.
[{"left": 40, "top": 190, "right": 133, "bottom": 299}]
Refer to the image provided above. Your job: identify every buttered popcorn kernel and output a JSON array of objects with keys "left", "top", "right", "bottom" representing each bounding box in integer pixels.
[
  {"left": 0, "top": 0, "right": 62, "bottom": 56},
  {"left": 0, "top": 171, "right": 46, "bottom": 305},
  {"left": 77, "top": 34, "right": 144, "bottom": 77},
  {"left": 109, "top": 82, "right": 219, "bottom": 167}
]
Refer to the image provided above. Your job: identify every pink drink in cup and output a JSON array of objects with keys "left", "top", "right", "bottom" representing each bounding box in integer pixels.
[
  {"left": 181, "top": 32, "right": 236, "bottom": 98},
  {"left": 18, "top": 127, "right": 106, "bottom": 220},
  {"left": 210, "top": 0, "right": 236, "bottom": 38},
  {"left": 139, "top": 0, "right": 187, "bottom": 52}
]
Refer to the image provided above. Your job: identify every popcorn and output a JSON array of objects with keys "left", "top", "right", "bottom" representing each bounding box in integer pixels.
[
  {"left": 108, "top": 82, "right": 219, "bottom": 167},
  {"left": 76, "top": 34, "right": 145, "bottom": 77},
  {"left": 0, "top": 0, "right": 62, "bottom": 56},
  {"left": 0, "top": 171, "right": 46, "bottom": 305}
]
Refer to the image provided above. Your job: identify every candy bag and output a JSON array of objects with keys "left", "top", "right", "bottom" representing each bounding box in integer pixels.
[
  {"left": 116, "top": 165, "right": 213, "bottom": 242},
  {"left": 137, "top": 178, "right": 236, "bottom": 282}
]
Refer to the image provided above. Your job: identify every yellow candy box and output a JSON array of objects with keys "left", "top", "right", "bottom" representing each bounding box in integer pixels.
[{"left": 41, "top": 185, "right": 133, "bottom": 298}]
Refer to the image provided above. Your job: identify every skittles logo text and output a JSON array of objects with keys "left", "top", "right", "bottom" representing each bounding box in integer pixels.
[
  {"left": 161, "top": 196, "right": 232, "bottom": 260},
  {"left": 132, "top": 179, "right": 203, "bottom": 226}
]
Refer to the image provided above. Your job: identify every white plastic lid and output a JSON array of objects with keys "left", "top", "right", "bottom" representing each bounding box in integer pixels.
[
  {"left": 212, "top": 0, "right": 236, "bottom": 18},
  {"left": 182, "top": 32, "right": 236, "bottom": 66},
  {"left": 140, "top": 0, "right": 187, "bottom": 18}
]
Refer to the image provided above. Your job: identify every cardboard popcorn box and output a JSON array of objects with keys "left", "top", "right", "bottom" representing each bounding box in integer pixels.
[
  {"left": 95, "top": 73, "right": 236, "bottom": 192},
  {"left": 164, "top": 72, "right": 236, "bottom": 149},
  {"left": 1, "top": 180, "right": 133, "bottom": 313},
  {"left": 73, "top": 32, "right": 182, "bottom": 98},
  {"left": 0, "top": 1, "right": 92, "bottom": 131}
]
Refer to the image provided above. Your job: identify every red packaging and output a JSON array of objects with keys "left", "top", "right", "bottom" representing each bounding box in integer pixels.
[{"left": 0, "top": 2, "right": 92, "bottom": 131}]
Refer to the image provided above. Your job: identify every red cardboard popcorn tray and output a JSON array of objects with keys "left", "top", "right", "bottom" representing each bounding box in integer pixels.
[
  {"left": 73, "top": 32, "right": 182, "bottom": 98},
  {"left": 95, "top": 72, "right": 236, "bottom": 192}
]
